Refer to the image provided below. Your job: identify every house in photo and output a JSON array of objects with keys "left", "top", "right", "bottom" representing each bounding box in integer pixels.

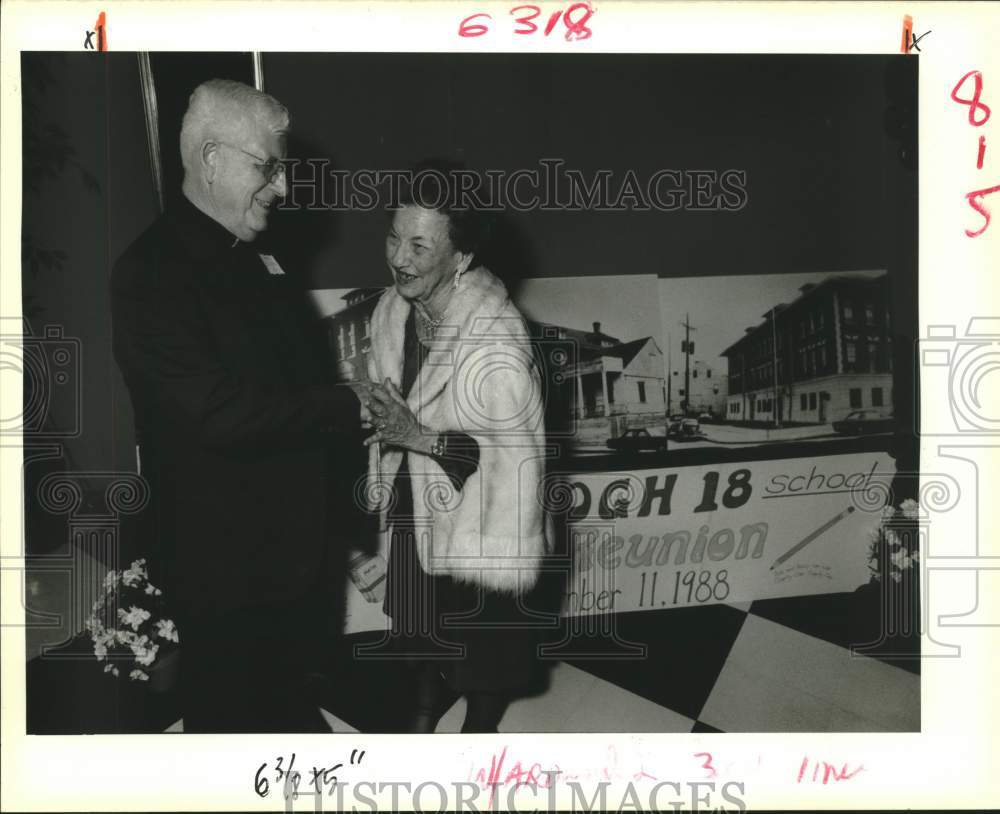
[
  {"left": 540, "top": 321, "right": 666, "bottom": 444},
  {"left": 565, "top": 324, "right": 665, "bottom": 418},
  {"left": 721, "top": 272, "right": 893, "bottom": 426}
]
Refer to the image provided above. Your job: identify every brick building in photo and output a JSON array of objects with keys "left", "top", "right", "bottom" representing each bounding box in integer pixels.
[
  {"left": 323, "top": 288, "right": 382, "bottom": 382},
  {"left": 721, "top": 272, "right": 893, "bottom": 426}
]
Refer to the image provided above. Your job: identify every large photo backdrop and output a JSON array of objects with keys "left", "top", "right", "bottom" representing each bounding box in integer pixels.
[{"left": 336, "top": 271, "right": 904, "bottom": 633}]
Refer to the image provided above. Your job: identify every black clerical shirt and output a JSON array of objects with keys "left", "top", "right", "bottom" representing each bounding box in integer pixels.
[{"left": 111, "top": 195, "right": 361, "bottom": 616}]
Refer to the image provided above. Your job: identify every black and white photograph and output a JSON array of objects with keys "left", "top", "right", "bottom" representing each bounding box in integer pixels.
[
  {"left": 14, "top": 47, "right": 922, "bottom": 747},
  {"left": 659, "top": 269, "right": 897, "bottom": 450},
  {"left": 6, "top": 2, "right": 1000, "bottom": 810}
]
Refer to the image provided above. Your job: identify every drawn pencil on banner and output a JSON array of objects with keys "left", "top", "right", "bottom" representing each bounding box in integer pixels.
[{"left": 771, "top": 505, "right": 856, "bottom": 570}]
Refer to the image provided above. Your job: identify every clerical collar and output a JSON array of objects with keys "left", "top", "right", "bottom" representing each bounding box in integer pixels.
[{"left": 168, "top": 194, "right": 248, "bottom": 256}]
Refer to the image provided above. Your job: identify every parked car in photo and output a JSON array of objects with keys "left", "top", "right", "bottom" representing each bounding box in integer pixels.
[
  {"left": 606, "top": 427, "right": 668, "bottom": 453},
  {"left": 668, "top": 415, "right": 706, "bottom": 441},
  {"left": 832, "top": 410, "right": 895, "bottom": 435},
  {"left": 671, "top": 417, "right": 707, "bottom": 442}
]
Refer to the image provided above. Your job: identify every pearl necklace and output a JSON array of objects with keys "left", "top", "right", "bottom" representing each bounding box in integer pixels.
[
  {"left": 415, "top": 289, "right": 456, "bottom": 338},
  {"left": 416, "top": 303, "right": 446, "bottom": 328}
]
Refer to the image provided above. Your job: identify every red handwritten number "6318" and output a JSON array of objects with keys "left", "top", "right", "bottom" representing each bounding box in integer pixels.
[{"left": 459, "top": 3, "right": 594, "bottom": 40}]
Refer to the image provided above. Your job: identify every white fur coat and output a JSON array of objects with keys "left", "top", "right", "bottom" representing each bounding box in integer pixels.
[{"left": 367, "top": 267, "right": 550, "bottom": 594}]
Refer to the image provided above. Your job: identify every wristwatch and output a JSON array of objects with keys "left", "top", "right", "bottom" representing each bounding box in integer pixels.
[{"left": 430, "top": 433, "right": 447, "bottom": 458}]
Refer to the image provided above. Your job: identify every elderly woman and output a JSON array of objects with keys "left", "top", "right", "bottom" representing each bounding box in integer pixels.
[{"left": 363, "top": 171, "right": 549, "bottom": 733}]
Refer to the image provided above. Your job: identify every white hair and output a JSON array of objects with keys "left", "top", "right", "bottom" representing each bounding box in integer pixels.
[{"left": 179, "top": 79, "right": 289, "bottom": 176}]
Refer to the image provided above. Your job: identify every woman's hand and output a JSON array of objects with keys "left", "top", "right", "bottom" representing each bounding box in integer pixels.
[{"left": 363, "top": 379, "right": 435, "bottom": 454}]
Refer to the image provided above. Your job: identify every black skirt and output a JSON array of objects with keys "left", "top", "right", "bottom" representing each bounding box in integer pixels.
[{"left": 381, "top": 460, "right": 539, "bottom": 693}]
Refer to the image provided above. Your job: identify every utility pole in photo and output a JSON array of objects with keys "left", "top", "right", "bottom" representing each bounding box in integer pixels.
[
  {"left": 680, "top": 313, "right": 696, "bottom": 416},
  {"left": 770, "top": 306, "right": 781, "bottom": 428},
  {"left": 666, "top": 331, "right": 672, "bottom": 415}
]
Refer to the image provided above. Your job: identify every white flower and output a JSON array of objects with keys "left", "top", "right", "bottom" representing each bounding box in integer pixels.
[
  {"left": 129, "top": 635, "right": 153, "bottom": 664},
  {"left": 114, "top": 629, "right": 137, "bottom": 646},
  {"left": 120, "top": 606, "right": 151, "bottom": 631},
  {"left": 880, "top": 504, "right": 896, "bottom": 521},
  {"left": 122, "top": 561, "right": 148, "bottom": 588},
  {"left": 103, "top": 570, "right": 120, "bottom": 591},
  {"left": 890, "top": 547, "right": 910, "bottom": 568},
  {"left": 899, "top": 498, "right": 919, "bottom": 519},
  {"left": 883, "top": 528, "right": 900, "bottom": 550},
  {"left": 94, "top": 641, "right": 108, "bottom": 660},
  {"left": 133, "top": 642, "right": 159, "bottom": 667},
  {"left": 155, "top": 619, "right": 179, "bottom": 643},
  {"left": 144, "top": 584, "right": 157, "bottom": 595},
  {"left": 94, "top": 630, "right": 115, "bottom": 649},
  {"left": 129, "top": 669, "right": 150, "bottom": 682},
  {"left": 103, "top": 663, "right": 114, "bottom": 673},
  {"left": 890, "top": 571, "right": 903, "bottom": 583}
]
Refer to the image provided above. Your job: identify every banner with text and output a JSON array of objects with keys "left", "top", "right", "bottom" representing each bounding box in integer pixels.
[
  {"left": 342, "top": 451, "right": 895, "bottom": 632},
  {"left": 557, "top": 452, "right": 894, "bottom": 616}
]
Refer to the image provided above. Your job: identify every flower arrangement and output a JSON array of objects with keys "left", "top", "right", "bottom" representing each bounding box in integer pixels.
[
  {"left": 867, "top": 498, "right": 921, "bottom": 584},
  {"left": 85, "top": 558, "right": 179, "bottom": 682}
]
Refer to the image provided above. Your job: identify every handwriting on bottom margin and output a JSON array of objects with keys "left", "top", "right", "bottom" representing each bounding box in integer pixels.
[
  {"left": 797, "top": 755, "right": 865, "bottom": 784},
  {"left": 254, "top": 750, "right": 366, "bottom": 800}
]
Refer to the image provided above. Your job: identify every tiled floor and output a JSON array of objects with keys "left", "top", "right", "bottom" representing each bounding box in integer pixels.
[
  {"left": 32, "top": 583, "right": 918, "bottom": 735},
  {"left": 698, "top": 614, "right": 919, "bottom": 732},
  {"left": 437, "top": 662, "right": 696, "bottom": 734},
  {"left": 157, "top": 587, "right": 919, "bottom": 735}
]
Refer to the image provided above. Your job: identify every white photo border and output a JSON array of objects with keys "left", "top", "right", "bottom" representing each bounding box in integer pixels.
[{"left": 2, "top": 1, "right": 998, "bottom": 811}]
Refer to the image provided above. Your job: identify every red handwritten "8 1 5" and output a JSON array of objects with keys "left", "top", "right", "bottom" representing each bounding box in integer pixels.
[{"left": 459, "top": 3, "right": 594, "bottom": 41}]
